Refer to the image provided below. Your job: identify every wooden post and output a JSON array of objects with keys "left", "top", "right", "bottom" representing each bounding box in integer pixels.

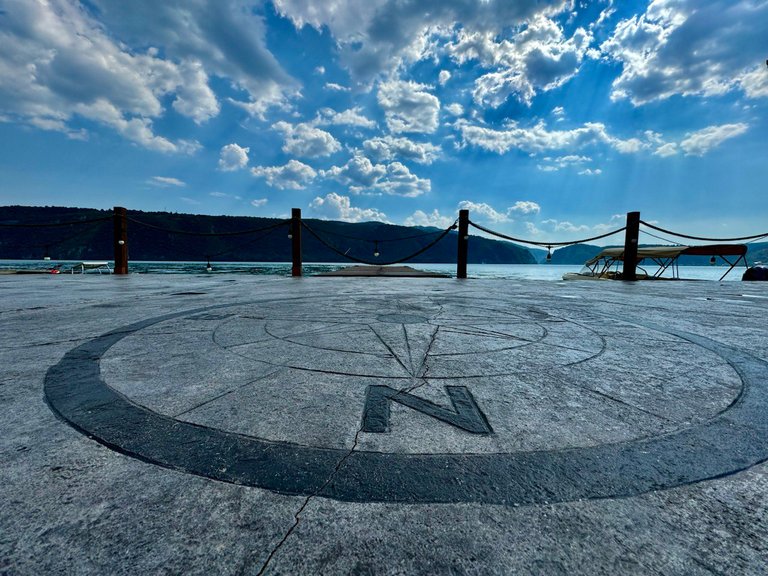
[
  {"left": 457, "top": 209, "right": 469, "bottom": 279},
  {"left": 622, "top": 211, "right": 640, "bottom": 281},
  {"left": 291, "top": 208, "right": 302, "bottom": 277},
  {"left": 113, "top": 206, "right": 128, "bottom": 274}
]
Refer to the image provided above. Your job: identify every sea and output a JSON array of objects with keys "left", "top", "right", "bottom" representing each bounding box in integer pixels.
[{"left": 0, "top": 260, "right": 748, "bottom": 281}]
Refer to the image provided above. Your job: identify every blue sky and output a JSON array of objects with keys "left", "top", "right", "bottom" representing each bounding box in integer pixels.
[{"left": 0, "top": 0, "right": 766, "bottom": 242}]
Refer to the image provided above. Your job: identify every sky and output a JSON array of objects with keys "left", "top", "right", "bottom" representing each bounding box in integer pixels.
[{"left": 0, "top": 0, "right": 766, "bottom": 243}]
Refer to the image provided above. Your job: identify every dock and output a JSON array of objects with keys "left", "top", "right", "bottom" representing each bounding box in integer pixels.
[
  {"left": 2, "top": 274, "right": 768, "bottom": 574},
  {"left": 316, "top": 264, "right": 449, "bottom": 277}
]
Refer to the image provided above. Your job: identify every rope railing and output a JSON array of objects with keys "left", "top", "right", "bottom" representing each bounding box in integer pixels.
[
  {"left": 301, "top": 220, "right": 457, "bottom": 266},
  {"left": 467, "top": 219, "right": 627, "bottom": 247},
  {"left": 307, "top": 223, "right": 454, "bottom": 244},
  {"left": 127, "top": 216, "right": 289, "bottom": 237},
  {"left": 639, "top": 220, "right": 768, "bottom": 243}
]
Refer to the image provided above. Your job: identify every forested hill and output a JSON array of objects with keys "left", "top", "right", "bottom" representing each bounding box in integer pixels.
[{"left": 0, "top": 205, "right": 536, "bottom": 264}]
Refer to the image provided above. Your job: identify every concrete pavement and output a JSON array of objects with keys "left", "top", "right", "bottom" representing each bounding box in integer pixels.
[{"left": 1, "top": 273, "right": 767, "bottom": 574}]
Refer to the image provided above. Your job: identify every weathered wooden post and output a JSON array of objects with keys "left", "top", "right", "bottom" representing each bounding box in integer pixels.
[
  {"left": 113, "top": 206, "right": 128, "bottom": 274},
  {"left": 622, "top": 211, "right": 640, "bottom": 281},
  {"left": 457, "top": 209, "right": 469, "bottom": 279},
  {"left": 291, "top": 208, "right": 302, "bottom": 277}
]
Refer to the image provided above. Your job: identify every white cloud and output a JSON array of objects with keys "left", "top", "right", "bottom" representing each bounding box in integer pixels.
[
  {"left": 321, "top": 155, "right": 387, "bottom": 188},
  {"left": 602, "top": 0, "right": 768, "bottom": 105},
  {"left": 448, "top": 17, "right": 593, "bottom": 107},
  {"left": 377, "top": 81, "right": 440, "bottom": 134},
  {"left": 445, "top": 103, "right": 464, "bottom": 116},
  {"left": 541, "top": 219, "right": 590, "bottom": 233},
  {"left": 250, "top": 198, "right": 269, "bottom": 207},
  {"left": 273, "top": 0, "right": 572, "bottom": 84},
  {"left": 251, "top": 159, "right": 317, "bottom": 189},
  {"left": 309, "top": 193, "right": 389, "bottom": 223},
  {"left": 150, "top": 176, "right": 186, "bottom": 187},
  {"left": 316, "top": 107, "right": 376, "bottom": 129},
  {"left": 457, "top": 119, "right": 647, "bottom": 156},
  {"left": 363, "top": 135, "right": 441, "bottom": 164},
  {"left": 438, "top": 70, "right": 451, "bottom": 86},
  {"left": 0, "top": 0, "right": 295, "bottom": 149},
  {"left": 273, "top": 121, "right": 342, "bottom": 158},
  {"left": 92, "top": 0, "right": 296, "bottom": 114},
  {"left": 315, "top": 66, "right": 326, "bottom": 75},
  {"left": 218, "top": 143, "right": 250, "bottom": 171},
  {"left": 210, "top": 191, "right": 242, "bottom": 200},
  {"left": 404, "top": 209, "right": 455, "bottom": 228},
  {"left": 509, "top": 201, "right": 541, "bottom": 215},
  {"left": 325, "top": 82, "right": 351, "bottom": 92},
  {"left": 680, "top": 123, "right": 749, "bottom": 156},
  {"left": 578, "top": 168, "right": 602, "bottom": 176},
  {"left": 321, "top": 154, "right": 431, "bottom": 197},
  {"left": 537, "top": 154, "right": 591, "bottom": 171},
  {"left": 654, "top": 143, "right": 678, "bottom": 157},
  {"left": 457, "top": 201, "right": 509, "bottom": 223}
]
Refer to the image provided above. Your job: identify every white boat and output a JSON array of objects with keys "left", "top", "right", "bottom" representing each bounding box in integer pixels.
[
  {"left": 562, "top": 244, "right": 748, "bottom": 281},
  {"left": 69, "top": 261, "right": 112, "bottom": 274}
]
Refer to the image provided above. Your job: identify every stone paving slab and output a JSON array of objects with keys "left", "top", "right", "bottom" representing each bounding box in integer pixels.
[{"left": 1, "top": 274, "right": 767, "bottom": 574}]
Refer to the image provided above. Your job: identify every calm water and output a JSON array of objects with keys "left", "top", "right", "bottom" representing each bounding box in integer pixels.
[{"left": 0, "top": 259, "right": 748, "bottom": 281}]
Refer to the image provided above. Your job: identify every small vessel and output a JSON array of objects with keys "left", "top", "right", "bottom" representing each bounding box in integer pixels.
[
  {"left": 68, "top": 261, "right": 112, "bottom": 274},
  {"left": 563, "top": 244, "right": 748, "bottom": 281}
]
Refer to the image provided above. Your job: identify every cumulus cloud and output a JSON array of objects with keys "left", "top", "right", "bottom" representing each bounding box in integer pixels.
[
  {"left": 447, "top": 16, "right": 593, "bottom": 106},
  {"left": 601, "top": 0, "right": 768, "bottom": 105},
  {"left": 309, "top": 192, "right": 389, "bottom": 223},
  {"left": 149, "top": 176, "right": 186, "bottom": 187},
  {"left": 438, "top": 70, "right": 451, "bottom": 86},
  {"left": 654, "top": 143, "right": 678, "bottom": 157},
  {"left": 0, "top": 0, "right": 294, "bottom": 149},
  {"left": 578, "top": 168, "right": 602, "bottom": 176},
  {"left": 273, "top": 0, "right": 571, "bottom": 84},
  {"left": 680, "top": 123, "right": 749, "bottom": 156},
  {"left": 321, "top": 154, "right": 431, "bottom": 197},
  {"left": 315, "top": 107, "right": 376, "bottom": 129},
  {"left": 251, "top": 159, "right": 317, "bottom": 189},
  {"left": 91, "top": 0, "right": 296, "bottom": 114},
  {"left": 273, "top": 121, "right": 342, "bottom": 158},
  {"left": 456, "top": 199, "right": 541, "bottom": 221},
  {"left": 457, "top": 201, "right": 509, "bottom": 223},
  {"left": 218, "top": 143, "right": 250, "bottom": 171},
  {"left": 250, "top": 198, "right": 268, "bottom": 207},
  {"left": 377, "top": 81, "right": 440, "bottom": 134},
  {"left": 363, "top": 135, "right": 441, "bottom": 164},
  {"left": 509, "top": 201, "right": 541, "bottom": 215},
  {"left": 404, "top": 209, "right": 455, "bottom": 228},
  {"left": 457, "top": 119, "right": 648, "bottom": 156},
  {"left": 445, "top": 103, "right": 465, "bottom": 116}
]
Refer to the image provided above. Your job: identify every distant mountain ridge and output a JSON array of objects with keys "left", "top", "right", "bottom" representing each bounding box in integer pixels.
[{"left": 0, "top": 205, "right": 536, "bottom": 264}]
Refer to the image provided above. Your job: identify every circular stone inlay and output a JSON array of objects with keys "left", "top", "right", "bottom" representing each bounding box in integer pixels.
[{"left": 43, "top": 297, "right": 768, "bottom": 505}]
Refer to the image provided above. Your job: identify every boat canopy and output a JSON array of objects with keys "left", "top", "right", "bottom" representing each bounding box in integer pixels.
[{"left": 580, "top": 244, "right": 748, "bottom": 281}]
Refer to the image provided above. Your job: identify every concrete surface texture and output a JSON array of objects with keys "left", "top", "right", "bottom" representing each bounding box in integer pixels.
[{"left": 1, "top": 274, "right": 767, "bottom": 575}]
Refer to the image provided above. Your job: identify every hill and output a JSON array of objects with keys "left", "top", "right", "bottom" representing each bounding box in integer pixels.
[{"left": 0, "top": 205, "right": 536, "bottom": 264}]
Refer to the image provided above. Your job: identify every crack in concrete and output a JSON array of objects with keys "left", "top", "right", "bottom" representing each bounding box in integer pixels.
[{"left": 256, "top": 403, "right": 371, "bottom": 575}]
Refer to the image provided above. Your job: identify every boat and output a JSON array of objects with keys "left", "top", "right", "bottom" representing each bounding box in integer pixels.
[
  {"left": 68, "top": 261, "right": 112, "bottom": 274},
  {"left": 562, "top": 244, "right": 748, "bottom": 281}
]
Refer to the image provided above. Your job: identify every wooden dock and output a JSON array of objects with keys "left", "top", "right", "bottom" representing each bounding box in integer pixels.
[{"left": 316, "top": 265, "right": 450, "bottom": 277}]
